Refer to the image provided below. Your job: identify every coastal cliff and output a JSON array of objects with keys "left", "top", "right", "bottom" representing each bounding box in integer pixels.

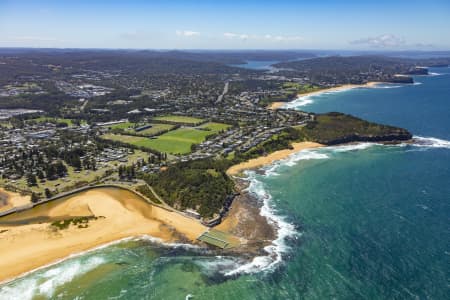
[
  {"left": 315, "top": 132, "right": 412, "bottom": 146},
  {"left": 386, "top": 75, "right": 414, "bottom": 84},
  {"left": 300, "top": 112, "right": 412, "bottom": 145},
  {"left": 404, "top": 67, "right": 429, "bottom": 75}
]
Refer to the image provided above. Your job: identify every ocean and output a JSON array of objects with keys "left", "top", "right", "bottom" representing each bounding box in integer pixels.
[{"left": 1, "top": 67, "right": 449, "bottom": 299}]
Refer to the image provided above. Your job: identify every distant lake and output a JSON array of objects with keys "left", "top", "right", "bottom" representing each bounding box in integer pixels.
[
  {"left": 229, "top": 60, "right": 280, "bottom": 70},
  {"left": 229, "top": 57, "right": 315, "bottom": 70}
]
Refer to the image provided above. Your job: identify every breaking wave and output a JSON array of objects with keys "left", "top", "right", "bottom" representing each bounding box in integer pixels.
[
  {"left": 372, "top": 84, "right": 403, "bottom": 89},
  {"left": 284, "top": 96, "right": 313, "bottom": 108},
  {"left": 225, "top": 148, "right": 332, "bottom": 276},
  {"left": 429, "top": 72, "right": 442, "bottom": 76},
  {"left": 223, "top": 136, "right": 449, "bottom": 276},
  {"left": 326, "top": 142, "right": 378, "bottom": 152},
  {"left": 0, "top": 235, "right": 203, "bottom": 299},
  {"left": 0, "top": 256, "right": 106, "bottom": 300},
  {"left": 409, "top": 136, "right": 450, "bottom": 149},
  {"left": 2, "top": 137, "right": 449, "bottom": 292},
  {"left": 225, "top": 172, "right": 298, "bottom": 276}
]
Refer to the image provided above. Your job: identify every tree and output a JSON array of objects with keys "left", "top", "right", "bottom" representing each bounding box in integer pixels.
[
  {"left": 37, "top": 169, "right": 45, "bottom": 180},
  {"left": 91, "top": 159, "right": 96, "bottom": 171},
  {"left": 72, "top": 156, "right": 82, "bottom": 171},
  {"left": 83, "top": 157, "right": 91, "bottom": 170},
  {"left": 55, "top": 161, "right": 68, "bottom": 177},
  {"left": 27, "top": 173, "right": 38, "bottom": 187},
  {"left": 118, "top": 165, "right": 124, "bottom": 179},
  {"left": 46, "top": 165, "right": 56, "bottom": 180},
  {"left": 44, "top": 188, "right": 52, "bottom": 199},
  {"left": 30, "top": 192, "right": 40, "bottom": 203}
]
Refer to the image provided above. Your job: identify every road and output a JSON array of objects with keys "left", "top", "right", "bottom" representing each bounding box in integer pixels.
[{"left": 215, "top": 81, "right": 229, "bottom": 103}]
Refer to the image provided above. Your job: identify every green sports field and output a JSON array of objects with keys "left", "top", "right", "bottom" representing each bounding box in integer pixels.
[
  {"left": 101, "top": 122, "right": 229, "bottom": 154},
  {"left": 30, "top": 117, "right": 87, "bottom": 126},
  {"left": 108, "top": 122, "right": 174, "bottom": 136},
  {"left": 108, "top": 122, "right": 135, "bottom": 130},
  {"left": 134, "top": 124, "right": 174, "bottom": 136},
  {"left": 152, "top": 115, "right": 204, "bottom": 124}
]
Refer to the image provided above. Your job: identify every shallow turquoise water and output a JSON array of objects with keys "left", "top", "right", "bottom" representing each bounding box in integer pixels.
[{"left": 1, "top": 68, "right": 449, "bottom": 299}]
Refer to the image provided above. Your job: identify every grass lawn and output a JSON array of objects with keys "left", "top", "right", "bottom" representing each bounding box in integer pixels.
[
  {"left": 109, "top": 122, "right": 135, "bottom": 130},
  {"left": 108, "top": 122, "right": 175, "bottom": 136},
  {"left": 102, "top": 127, "right": 218, "bottom": 154},
  {"left": 31, "top": 117, "right": 87, "bottom": 126},
  {"left": 153, "top": 115, "right": 204, "bottom": 124},
  {"left": 0, "top": 121, "right": 12, "bottom": 128},
  {"left": 198, "top": 122, "right": 231, "bottom": 132},
  {"left": 0, "top": 150, "right": 149, "bottom": 196},
  {"left": 134, "top": 124, "right": 174, "bottom": 136},
  {"left": 282, "top": 83, "right": 322, "bottom": 94}
]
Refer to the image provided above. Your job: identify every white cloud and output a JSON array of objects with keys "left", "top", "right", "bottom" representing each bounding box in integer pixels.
[
  {"left": 176, "top": 30, "right": 200, "bottom": 37},
  {"left": 271, "top": 35, "right": 303, "bottom": 42},
  {"left": 224, "top": 32, "right": 249, "bottom": 40},
  {"left": 350, "top": 34, "right": 406, "bottom": 48},
  {"left": 224, "top": 33, "right": 303, "bottom": 42}
]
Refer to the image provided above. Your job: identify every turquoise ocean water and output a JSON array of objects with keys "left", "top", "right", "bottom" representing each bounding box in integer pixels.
[{"left": 1, "top": 68, "right": 449, "bottom": 299}]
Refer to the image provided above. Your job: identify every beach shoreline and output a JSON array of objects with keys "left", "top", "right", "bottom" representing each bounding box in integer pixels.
[
  {"left": 1, "top": 141, "right": 322, "bottom": 284},
  {"left": 268, "top": 82, "right": 381, "bottom": 110},
  {"left": 226, "top": 141, "right": 324, "bottom": 176},
  {"left": 0, "top": 187, "right": 207, "bottom": 283}
]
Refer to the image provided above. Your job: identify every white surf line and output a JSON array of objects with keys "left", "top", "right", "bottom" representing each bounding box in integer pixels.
[
  {"left": 410, "top": 136, "right": 450, "bottom": 149},
  {"left": 0, "top": 234, "right": 202, "bottom": 286}
]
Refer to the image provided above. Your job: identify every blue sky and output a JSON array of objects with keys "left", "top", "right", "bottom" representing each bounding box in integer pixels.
[{"left": 1, "top": 0, "right": 449, "bottom": 50}]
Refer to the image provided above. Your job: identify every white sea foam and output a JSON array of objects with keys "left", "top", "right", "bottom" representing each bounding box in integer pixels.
[
  {"left": 372, "top": 84, "right": 403, "bottom": 89},
  {"left": 225, "top": 172, "right": 299, "bottom": 276},
  {"left": 136, "top": 235, "right": 202, "bottom": 251},
  {"left": 284, "top": 96, "right": 313, "bottom": 108},
  {"left": 409, "top": 136, "right": 450, "bottom": 149},
  {"left": 0, "top": 236, "right": 136, "bottom": 288},
  {"left": 0, "top": 234, "right": 204, "bottom": 299},
  {"left": 263, "top": 149, "right": 329, "bottom": 174},
  {"left": 284, "top": 87, "right": 359, "bottom": 108},
  {"left": 224, "top": 141, "right": 414, "bottom": 276},
  {"left": 327, "top": 142, "right": 379, "bottom": 152},
  {"left": 284, "top": 82, "right": 412, "bottom": 107},
  {"left": 0, "top": 256, "right": 106, "bottom": 300},
  {"left": 194, "top": 256, "right": 243, "bottom": 276}
]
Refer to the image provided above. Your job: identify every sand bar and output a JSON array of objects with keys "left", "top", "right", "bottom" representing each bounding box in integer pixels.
[
  {"left": 0, "top": 187, "right": 207, "bottom": 283},
  {"left": 227, "top": 141, "right": 323, "bottom": 176},
  {"left": 268, "top": 82, "right": 380, "bottom": 110}
]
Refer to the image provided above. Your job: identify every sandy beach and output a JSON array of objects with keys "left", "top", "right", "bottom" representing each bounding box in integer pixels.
[
  {"left": 0, "top": 188, "right": 31, "bottom": 212},
  {"left": 0, "top": 187, "right": 207, "bottom": 283},
  {"left": 227, "top": 141, "right": 323, "bottom": 176},
  {"left": 1, "top": 141, "right": 321, "bottom": 283},
  {"left": 268, "top": 82, "right": 380, "bottom": 110}
]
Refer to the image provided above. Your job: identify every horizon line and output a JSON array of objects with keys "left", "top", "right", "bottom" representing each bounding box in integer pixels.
[{"left": 1, "top": 47, "right": 450, "bottom": 53}]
